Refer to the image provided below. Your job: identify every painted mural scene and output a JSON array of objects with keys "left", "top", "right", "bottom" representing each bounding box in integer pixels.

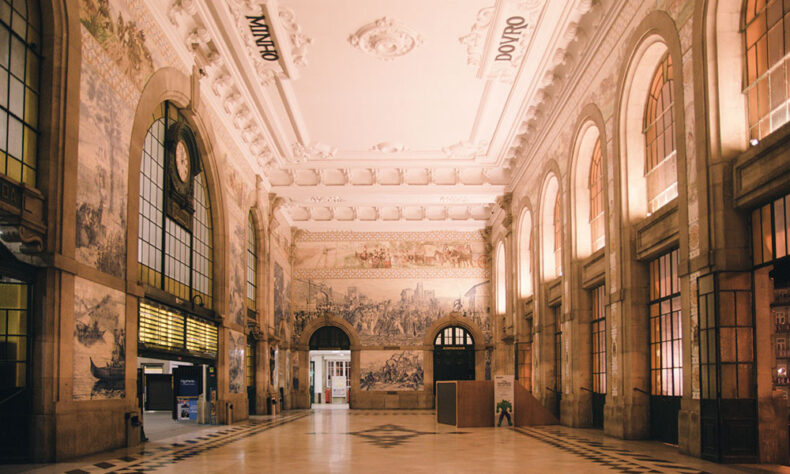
[
  {"left": 227, "top": 331, "right": 244, "bottom": 394},
  {"left": 273, "top": 262, "right": 292, "bottom": 332},
  {"left": 72, "top": 279, "right": 125, "bottom": 400},
  {"left": 292, "top": 278, "right": 490, "bottom": 345},
  {"left": 360, "top": 351, "right": 424, "bottom": 391},
  {"left": 295, "top": 240, "right": 488, "bottom": 270}
]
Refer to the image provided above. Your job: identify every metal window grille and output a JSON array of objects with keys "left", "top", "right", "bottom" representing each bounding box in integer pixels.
[
  {"left": 643, "top": 53, "right": 678, "bottom": 213},
  {"left": 589, "top": 139, "right": 605, "bottom": 251},
  {"left": 751, "top": 192, "right": 790, "bottom": 265},
  {"left": 591, "top": 285, "right": 606, "bottom": 394},
  {"left": 743, "top": 0, "right": 790, "bottom": 140},
  {"left": 434, "top": 326, "right": 473, "bottom": 346},
  {"left": 0, "top": 278, "right": 28, "bottom": 389},
  {"left": 554, "top": 197, "right": 563, "bottom": 277},
  {"left": 246, "top": 212, "right": 257, "bottom": 312},
  {"left": 137, "top": 103, "right": 213, "bottom": 309},
  {"left": 0, "top": 0, "right": 40, "bottom": 186},
  {"left": 648, "top": 249, "right": 683, "bottom": 396},
  {"left": 554, "top": 307, "right": 562, "bottom": 393}
]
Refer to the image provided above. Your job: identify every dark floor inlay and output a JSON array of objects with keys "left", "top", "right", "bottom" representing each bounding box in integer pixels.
[
  {"left": 312, "top": 424, "right": 467, "bottom": 449},
  {"left": 94, "top": 461, "right": 116, "bottom": 468}
]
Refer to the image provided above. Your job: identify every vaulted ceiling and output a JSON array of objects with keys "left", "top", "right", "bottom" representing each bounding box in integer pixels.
[{"left": 151, "top": 0, "right": 596, "bottom": 231}]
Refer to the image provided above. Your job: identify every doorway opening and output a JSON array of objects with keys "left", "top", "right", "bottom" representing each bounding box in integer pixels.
[
  {"left": 136, "top": 300, "right": 219, "bottom": 441},
  {"left": 137, "top": 356, "right": 216, "bottom": 441},
  {"left": 308, "top": 326, "right": 351, "bottom": 409},
  {"left": 433, "top": 326, "right": 475, "bottom": 396},
  {"left": 0, "top": 272, "right": 31, "bottom": 463}
]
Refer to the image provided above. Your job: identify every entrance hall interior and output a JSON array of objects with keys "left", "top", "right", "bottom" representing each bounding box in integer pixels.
[{"left": 2, "top": 0, "right": 790, "bottom": 470}]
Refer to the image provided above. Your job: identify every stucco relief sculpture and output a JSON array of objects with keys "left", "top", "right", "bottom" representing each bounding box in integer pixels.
[{"left": 348, "top": 17, "right": 424, "bottom": 61}]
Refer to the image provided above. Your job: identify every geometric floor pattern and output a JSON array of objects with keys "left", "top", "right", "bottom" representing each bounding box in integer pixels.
[
  {"left": 516, "top": 426, "right": 712, "bottom": 474},
  {"left": 10, "top": 410, "right": 770, "bottom": 473},
  {"left": 58, "top": 412, "right": 309, "bottom": 474}
]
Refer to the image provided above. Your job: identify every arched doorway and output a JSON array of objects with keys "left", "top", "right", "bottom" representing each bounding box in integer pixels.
[
  {"left": 309, "top": 326, "right": 351, "bottom": 408},
  {"left": 433, "top": 326, "right": 475, "bottom": 390}
]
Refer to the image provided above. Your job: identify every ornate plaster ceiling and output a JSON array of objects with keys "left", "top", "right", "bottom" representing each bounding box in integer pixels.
[{"left": 150, "top": 0, "right": 595, "bottom": 231}]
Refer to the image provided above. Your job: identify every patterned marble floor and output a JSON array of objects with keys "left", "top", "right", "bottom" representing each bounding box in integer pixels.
[{"left": 3, "top": 410, "right": 786, "bottom": 474}]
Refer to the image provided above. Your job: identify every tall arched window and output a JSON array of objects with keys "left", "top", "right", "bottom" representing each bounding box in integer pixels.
[
  {"left": 246, "top": 211, "right": 257, "bottom": 315},
  {"left": 589, "top": 138, "right": 605, "bottom": 251},
  {"left": 0, "top": 0, "right": 40, "bottom": 186},
  {"left": 138, "top": 102, "right": 214, "bottom": 308},
  {"left": 744, "top": 0, "right": 790, "bottom": 140},
  {"left": 553, "top": 197, "right": 563, "bottom": 277},
  {"left": 644, "top": 53, "right": 678, "bottom": 214},
  {"left": 496, "top": 241, "right": 506, "bottom": 314},
  {"left": 518, "top": 210, "right": 533, "bottom": 298}
]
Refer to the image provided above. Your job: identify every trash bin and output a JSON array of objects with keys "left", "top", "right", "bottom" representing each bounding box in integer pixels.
[{"left": 125, "top": 412, "right": 142, "bottom": 447}]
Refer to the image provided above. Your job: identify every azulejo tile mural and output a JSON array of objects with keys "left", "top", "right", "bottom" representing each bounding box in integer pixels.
[
  {"left": 360, "top": 351, "right": 424, "bottom": 391},
  {"left": 73, "top": 277, "right": 126, "bottom": 400}
]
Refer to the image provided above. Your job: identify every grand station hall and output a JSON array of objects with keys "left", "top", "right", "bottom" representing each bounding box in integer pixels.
[{"left": 2, "top": 0, "right": 790, "bottom": 472}]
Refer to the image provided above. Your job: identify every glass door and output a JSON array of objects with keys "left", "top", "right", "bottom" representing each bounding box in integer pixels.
[{"left": 0, "top": 277, "right": 30, "bottom": 462}]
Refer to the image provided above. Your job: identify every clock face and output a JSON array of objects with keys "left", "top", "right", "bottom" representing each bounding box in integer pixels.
[{"left": 175, "top": 141, "right": 190, "bottom": 182}]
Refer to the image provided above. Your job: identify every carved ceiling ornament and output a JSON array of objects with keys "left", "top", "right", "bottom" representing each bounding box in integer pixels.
[
  {"left": 292, "top": 142, "right": 337, "bottom": 162},
  {"left": 227, "top": 1, "right": 312, "bottom": 87},
  {"left": 348, "top": 17, "right": 424, "bottom": 61},
  {"left": 460, "top": 0, "right": 543, "bottom": 81},
  {"left": 442, "top": 140, "right": 489, "bottom": 159}
]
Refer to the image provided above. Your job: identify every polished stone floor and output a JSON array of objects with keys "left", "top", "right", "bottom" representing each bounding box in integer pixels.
[{"left": 5, "top": 410, "right": 789, "bottom": 473}]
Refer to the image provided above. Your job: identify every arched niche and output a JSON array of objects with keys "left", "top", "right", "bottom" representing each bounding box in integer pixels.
[
  {"left": 517, "top": 207, "right": 534, "bottom": 298},
  {"left": 422, "top": 312, "right": 487, "bottom": 350},
  {"left": 298, "top": 315, "right": 361, "bottom": 350},
  {"left": 126, "top": 67, "right": 227, "bottom": 313},
  {"left": 706, "top": 0, "right": 749, "bottom": 157},
  {"left": 619, "top": 36, "right": 669, "bottom": 222},
  {"left": 570, "top": 119, "right": 603, "bottom": 259},
  {"left": 495, "top": 240, "right": 506, "bottom": 314},
  {"left": 540, "top": 174, "right": 561, "bottom": 281}
]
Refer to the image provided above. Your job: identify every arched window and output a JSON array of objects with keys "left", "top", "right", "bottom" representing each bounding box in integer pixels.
[
  {"left": 589, "top": 138, "right": 605, "bottom": 251},
  {"left": 247, "top": 211, "right": 257, "bottom": 314},
  {"left": 644, "top": 53, "right": 678, "bottom": 214},
  {"left": 0, "top": 0, "right": 40, "bottom": 186},
  {"left": 496, "top": 241, "right": 506, "bottom": 314},
  {"left": 553, "top": 196, "right": 563, "bottom": 277},
  {"left": 435, "top": 326, "right": 473, "bottom": 346},
  {"left": 518, "top": 210, "right": 533, "bottom": 298},
  {"left": 137, "top": 102, "right": 214, "bottom": 308},
  {"left": 744, "top": 0, "right": 790, "bottom": 140}
]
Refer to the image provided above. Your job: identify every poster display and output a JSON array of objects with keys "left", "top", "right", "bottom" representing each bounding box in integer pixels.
[
  {"left": 494, "top": 375, "right": 514, "bottom": 427},
  {"left": 332, "top": 375, "right": 347, "bottom": 398}
]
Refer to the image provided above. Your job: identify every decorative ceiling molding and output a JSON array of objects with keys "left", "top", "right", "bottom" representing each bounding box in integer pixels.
[
  {"left": 442, "top": 140, "right": 489, "bottom": 159},
  {"left": 370, "top": 142, "right": 408, "bottom": 153},
  {"left": 460, "top": 0, "right": 543, "bottom": 81},
  {"left": 459, "top": 7, "right": 495, "bottom": 67},
  {"left": 348, "top": 17, "right": 424, "bottom": 61},
  {"left": 503, "top": 0, "right": 599, "bottom": 170},
  {"left": 227, "top": 0, "right": 312, "bottom": 84},
  {"left": 292, "top": 142, "right": 337, "bottom": 161}
]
